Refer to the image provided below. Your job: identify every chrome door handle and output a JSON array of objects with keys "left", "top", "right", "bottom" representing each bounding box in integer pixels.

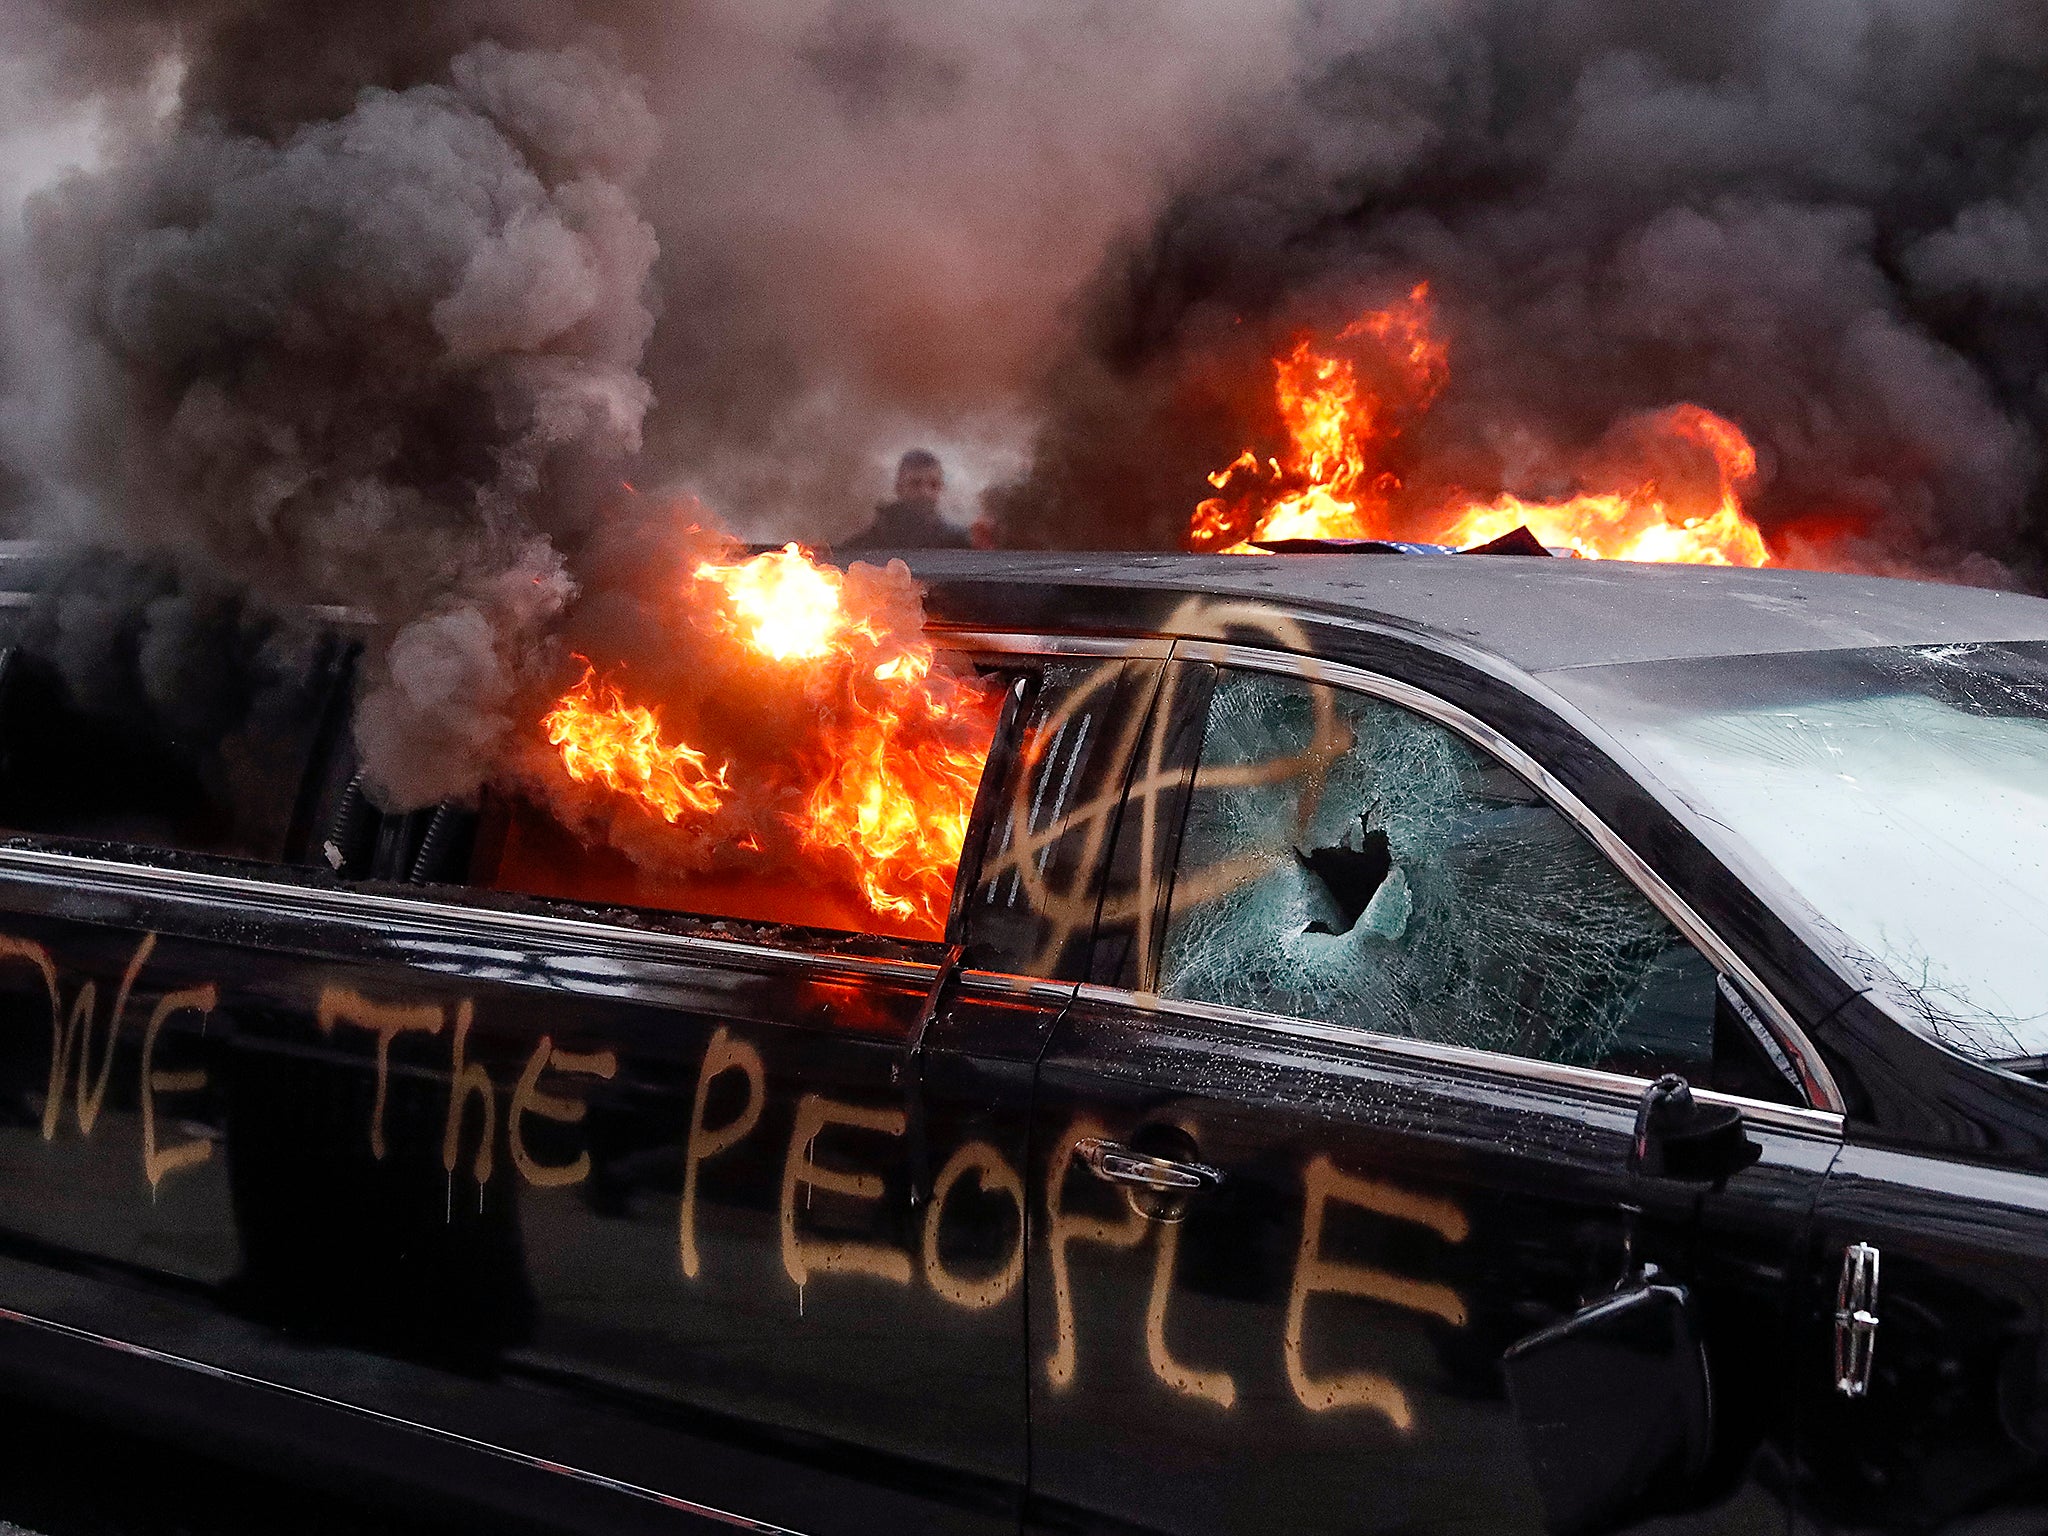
[
  {"left": 1074, "top": 1138, "right": 1223, "bottom": 1193},
  {"left": 1834, "top": 1241, "right": 1881, "bottom": 1398}
]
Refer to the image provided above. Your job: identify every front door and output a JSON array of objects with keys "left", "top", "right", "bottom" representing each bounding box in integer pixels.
[{"left": 1027, "top": 657, "right": 1839, "bottom": 1536}]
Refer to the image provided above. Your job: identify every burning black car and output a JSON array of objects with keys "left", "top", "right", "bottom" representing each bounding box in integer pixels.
[{"left": 0, "top": 547, "right": 2040, "bottom": 1536}]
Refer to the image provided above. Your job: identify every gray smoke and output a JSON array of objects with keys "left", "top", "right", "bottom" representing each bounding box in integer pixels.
[
  {"left": 7, "top": 10, "right": 658, "bottom": 805},
  {"left": 0, "top": 0, "right": 1294, "bottom": 808},
  {"left": 625, "top": 0, "right": 1297, "bottom": 535},
  {"left": 18, "top": 0, "right": 2048, "bottom": 820},
  {"left": 992, "top": 0, "right": 2048, "bottom": 586}
]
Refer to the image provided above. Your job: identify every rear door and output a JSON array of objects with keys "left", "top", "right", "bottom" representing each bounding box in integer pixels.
[
  {"left": 0, "top": 635, "right": 1158, "bottom": 1536},
  {"left": 1026, "top": 652, "right": 1841, "bottom": 1536}
]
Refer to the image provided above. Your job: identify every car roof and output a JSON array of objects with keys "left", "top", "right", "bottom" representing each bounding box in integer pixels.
[{"left": 895, "top": 550, "right": 2048, "bottom": 673}]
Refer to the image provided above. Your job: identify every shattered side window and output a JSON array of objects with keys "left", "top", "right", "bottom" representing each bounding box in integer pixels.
[{"left": 1156, "top": 669, "right": 1717, "bottom": 1075}]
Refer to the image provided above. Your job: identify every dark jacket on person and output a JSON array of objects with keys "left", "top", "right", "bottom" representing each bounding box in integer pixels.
[{"left": 841, "top": 499, "right": 973, "bottom": 552}]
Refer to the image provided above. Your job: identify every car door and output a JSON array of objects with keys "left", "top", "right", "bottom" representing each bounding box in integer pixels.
[
  {"left": 1026, "top": 650, "right": 1843, "bottom": 1536},
  {"left": 1793, "top": 995, "right": 2048, "bottom": 1535},
  {"left": 254, "top": 639, "right": 1163, "bottom": 1535},
  {"left": 0, "top": 632, "right": 1159, "bottom": 1536},
  {"left": 0, "top": 724, "right": 1013, "bottom": 1532}
]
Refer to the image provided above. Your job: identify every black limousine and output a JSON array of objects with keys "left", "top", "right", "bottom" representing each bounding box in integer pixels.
[{"left": 0, "top": 548, "right": 2042, "bottom": 1536}]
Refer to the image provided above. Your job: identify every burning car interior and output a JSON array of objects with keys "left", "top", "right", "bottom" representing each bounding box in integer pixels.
[
  {"left": 0, "top": 567, "right": 1020, "bottom": 954},
  {"left": 0, "top": 537, "right": 1919, "bottom": 1116}
]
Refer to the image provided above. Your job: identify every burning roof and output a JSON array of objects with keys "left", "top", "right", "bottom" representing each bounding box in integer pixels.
[{"left": 1188, "top": 286, "right": 1772, "bottom": 566}]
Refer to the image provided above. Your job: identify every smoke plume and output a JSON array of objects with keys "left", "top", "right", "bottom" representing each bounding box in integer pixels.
[
  {"left": 6, "top": 4, "right": 661, "bottom": 805},
  {"left": 0, "top": 0, "right": 1293, "bottom": 809},
  {"left": 993, "top": 0, "right": 2048, "bottom": 586},
  {"left": 11, "top": 0, "right": 2048, "bottom": 816}
]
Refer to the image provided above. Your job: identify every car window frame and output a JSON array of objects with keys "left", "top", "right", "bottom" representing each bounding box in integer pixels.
[
  {"left": 449, "top": 635, "right": 1159, "bottom": 973},
  {"left": 0, "top": 633, "right": 1167, "bottom": 1002},
  {"left": 0, "top": 611, "right": 1843, "bottom": 1127},
  {"left": 1068, "top": 634, "right": 1845, "bottom": 1128}
]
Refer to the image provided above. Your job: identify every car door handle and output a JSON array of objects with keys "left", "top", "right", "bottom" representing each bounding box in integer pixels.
[{"left": 1074, "top": 1138, "right": 1223, "bottom": 1193}]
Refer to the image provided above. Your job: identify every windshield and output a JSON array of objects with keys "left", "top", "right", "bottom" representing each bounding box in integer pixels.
[{"left": 1546, "top": 641, "right": 2048, "bottom": 1064}]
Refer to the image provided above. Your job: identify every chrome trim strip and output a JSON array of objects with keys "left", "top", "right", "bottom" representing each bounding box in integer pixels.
[
  {"left": 0, "top": 846, "right": 941, "bottom": 988},
  {"left": 958, "top": 969, "right": 1080, "bottom": 1003},
  {"left": 925, "top": 628, "right": 1174, "bottom": 660},
  {"left": 1072, "top": 984, "right": 1844, "bottom": 1136},
  {"left": 1163, "top": 639, "right": 1846, "bottom": 1115},
  {"left": 0, "top": 1305, "right": 810, "bottom": 1536}
]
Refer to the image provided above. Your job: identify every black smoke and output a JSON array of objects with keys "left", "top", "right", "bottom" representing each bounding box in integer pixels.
[
  {"left": 13, "top": 0, "right": 2048, "bottom": 818},
  {"left": 6, "top": 4, "right": 656, "bottom": 805},
  {"left": 0, "top": 0, "right": 1294, "bottom": 808},
  {"left": 992, "top": 0, "right": 2048, "bottom": 587}
]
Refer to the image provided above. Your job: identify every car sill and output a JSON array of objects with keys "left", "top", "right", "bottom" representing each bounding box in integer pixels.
[{"left": 0, "top": 1304, "right": 812, "bottom": 1536}]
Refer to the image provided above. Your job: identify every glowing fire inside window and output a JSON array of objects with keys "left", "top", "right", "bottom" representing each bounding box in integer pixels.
[{"left": 537, "top": 543, "right": 997, "bottom": 941}]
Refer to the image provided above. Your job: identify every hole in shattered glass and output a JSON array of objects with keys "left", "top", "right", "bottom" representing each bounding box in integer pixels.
[{"left": 1297, "top": 808, "right": 1393, "bottom": 936}]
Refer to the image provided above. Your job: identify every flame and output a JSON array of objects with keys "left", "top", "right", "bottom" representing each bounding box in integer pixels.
[
  {"left": 1189, "top": 287, "right": 1772, "bottom": 566},
  {"left": 1440, "top": 405, "right": 1770, "bottom": 565},
  {"left": 543, "top": 666, "right": 730, "bottom": 822},
  {"left": 695, "top": 542, "right": 873, "bottom": 660},
  {"left": 1190, "top": 285, "right": 1446, "bottom": 553},
  {"left": 540, "top": 543, "right": 994, "bottom": 936},
  {"left": 801, "top": 692, "right": 993, "bottom": 927}
]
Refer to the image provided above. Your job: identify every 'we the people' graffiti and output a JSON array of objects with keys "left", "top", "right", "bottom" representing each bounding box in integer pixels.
[{"left": 0, "top": 930, "right": 1468, "bottom": 1430}]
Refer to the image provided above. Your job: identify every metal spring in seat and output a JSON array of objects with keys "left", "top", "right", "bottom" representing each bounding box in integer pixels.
[
  {"left": 321, "top": 771, "right": 371, "bottom": 874},
  {"left": 409, "top": 801, "right": 462, "bottom": 885}
]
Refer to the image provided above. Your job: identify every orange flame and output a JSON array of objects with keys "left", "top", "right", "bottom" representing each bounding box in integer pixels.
[
  {"left": 1189, "top": 286, "right": 1772, "bottom": 565},
  {"left": 540, "top": 543, "right": 994, "bottom": 936},
  {"left": 800, "top": 688, "right": 994, "bottom": 927},
  {"left": 695, "top": 542, "right": 875, "bottom": 660},
  {"left": 543, "top": 666, "right": 730, "bottom": 822},
  {"left": 1190, "top": 285, "right": 1446, "bottom": 552},
  {"left": 1440, "top": 405, "right": 1770, "bottom": 565}
]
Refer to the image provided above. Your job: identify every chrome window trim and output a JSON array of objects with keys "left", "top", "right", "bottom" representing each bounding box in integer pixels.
[
  {"left": 958, "top": 969, "right": 1081, "bottom": 1004},
  {"left": 1163, "top": 637, "right": 1846, "bottom": 1116},
  {"left": 926, "top": 627, "right": 1173, "bottom": 660},
  {"left": 1075, "top": 983, "right": 1843, "bottom": 1137},
  {"left": 0, "top": 627, "right": 1147, "bottom": 990},
  {"left": 0, "top": 1305, "right": 810, "bottom": 1536},
  {"left": 0, "top": 845, "right": 942, "bottom": 989}
]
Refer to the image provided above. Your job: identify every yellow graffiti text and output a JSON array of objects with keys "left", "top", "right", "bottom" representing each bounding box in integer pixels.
[
  {"left": 141, "top": 985, "right": 217, "bottom": 1191},
  {"left": 441, "top": 1002, "right": 493, "bottom": 1185},
  {"left": 1043, "top": 1120, "right": 1147, "bottom": 1390},
  {"left": 681, "top": 1027, "right": 765, "bottom": 1279},
  {"left": 317, "top": 989, "right": 444, "bottom": 1161},
  {"left": 781, "top": 1095, "right": 911, "bottom": 1288},
  {"left": 510, "top": 1037, "right": 618, "bottom": 1188},
  {"left": 1146, "top": 1216, "right": 1236, "bottom": 1408},
  {"left": 1285, "top": 1153, "right": 1469, "bottom": 1429},
  {"left": 922, "top": 1139, "right": 1025, "bottom": 1311}
]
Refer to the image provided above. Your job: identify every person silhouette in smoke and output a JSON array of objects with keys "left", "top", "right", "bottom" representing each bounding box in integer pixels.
[{"left": 843, "top": 448, "right": 972, "bottom": 550}]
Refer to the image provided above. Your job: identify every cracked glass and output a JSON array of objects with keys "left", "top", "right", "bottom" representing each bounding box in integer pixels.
[
  {"left": 1548, "top": 641, "right": 2048, "bottom": 1064},
  {"left": 1157, "top": 669, "right": 1717, "bottom": 1073}
]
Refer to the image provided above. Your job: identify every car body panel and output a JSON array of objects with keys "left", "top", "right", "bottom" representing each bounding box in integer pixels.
[
  {"left": 0, "top": 852, "right": 1032, "bottom": 1536},
  {"left": 0, "top": 551, "right": 2038, "bottom": 1532},
  {"left": 1028, "top": 987, "right": 1839, "bottom": 1536}
]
